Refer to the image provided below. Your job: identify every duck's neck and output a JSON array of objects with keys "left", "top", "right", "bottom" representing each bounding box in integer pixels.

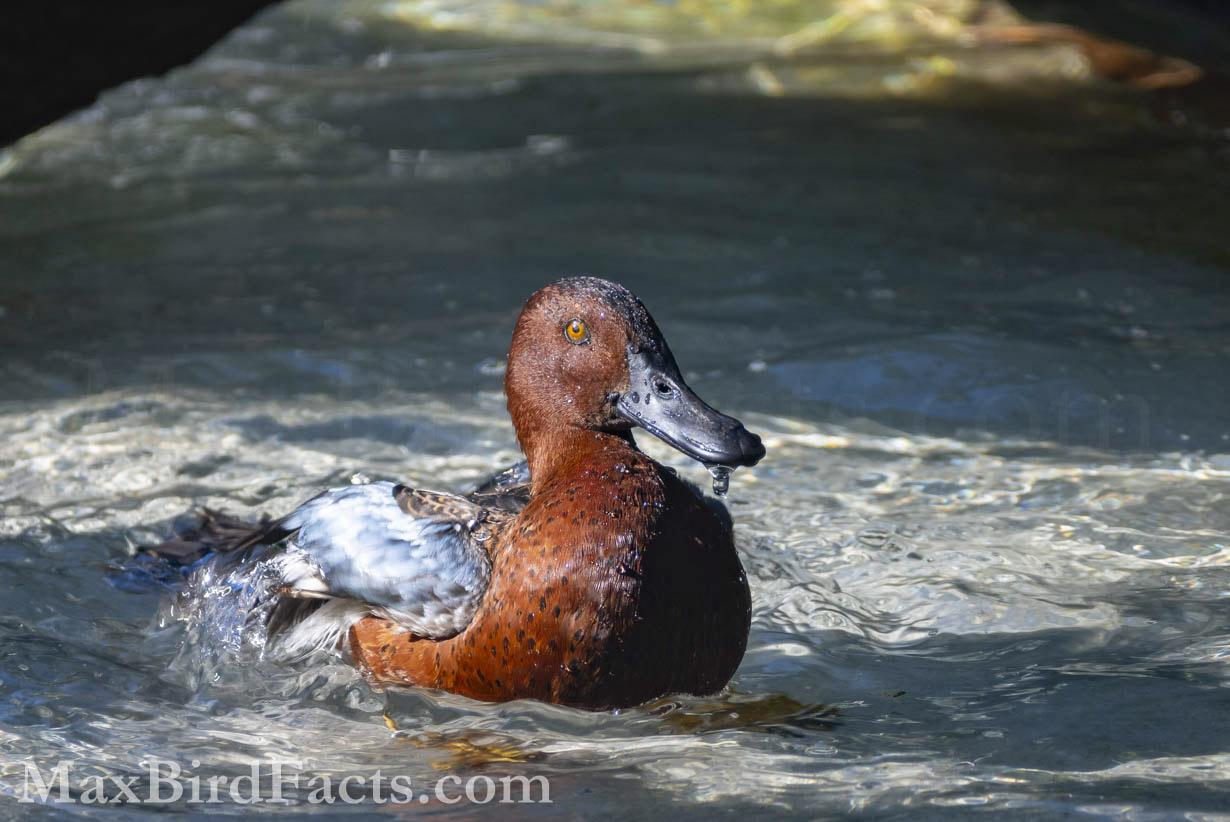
[{"left": 521, "top": 426, "right": 639, "bottom": 494}]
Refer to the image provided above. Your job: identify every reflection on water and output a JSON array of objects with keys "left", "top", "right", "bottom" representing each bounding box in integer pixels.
[{"left": 1, "top": 0, "right": 1228, "bottom": 818}]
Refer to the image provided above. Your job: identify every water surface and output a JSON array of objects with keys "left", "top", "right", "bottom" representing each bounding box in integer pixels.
[{"left": 1, "top": 1, "right": 1229, "bottom": 818}]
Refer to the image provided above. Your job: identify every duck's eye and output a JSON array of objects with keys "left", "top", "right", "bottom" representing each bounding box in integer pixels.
[{"left": 564, "top": 318, "right": 590, "bottom": 345}]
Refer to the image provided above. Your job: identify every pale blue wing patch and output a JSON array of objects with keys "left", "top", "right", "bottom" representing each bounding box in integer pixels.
[{"left": 274, "top": 481, "right": 495, "bottom": 641}]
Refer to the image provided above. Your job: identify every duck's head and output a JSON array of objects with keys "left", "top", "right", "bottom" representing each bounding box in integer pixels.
[{"left": 505, "top": 277, "right": 765, "bottom": 470}]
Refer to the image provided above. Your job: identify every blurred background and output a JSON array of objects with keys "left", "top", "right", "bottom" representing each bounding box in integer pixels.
[{"left": 1, "top": 1, "right": 1229, "bottom": 819}]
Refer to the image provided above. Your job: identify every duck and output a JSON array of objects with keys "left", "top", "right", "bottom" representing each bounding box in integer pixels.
[{"left": 141, "top": 277, "right": 765, "bottom": 711}]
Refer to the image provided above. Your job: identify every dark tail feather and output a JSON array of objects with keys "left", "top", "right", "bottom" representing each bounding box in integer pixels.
[
  {"left": 108, "top": 507, "right": 297, "bottom": 594},
  {"left": 143, "top": 508, "right": 293, "bottom": 566},
  {"left": 266, "top": 597, "right": 327, "bottom": 641}
]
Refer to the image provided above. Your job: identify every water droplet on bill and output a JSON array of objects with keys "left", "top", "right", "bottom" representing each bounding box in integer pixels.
[{"left": 706, "top": 464, "right": 732, "bottom": 497}]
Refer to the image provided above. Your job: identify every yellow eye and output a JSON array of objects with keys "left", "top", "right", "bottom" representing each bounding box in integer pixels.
[{"left": 564, "top": 318, "right": 590, "bottom": 344}]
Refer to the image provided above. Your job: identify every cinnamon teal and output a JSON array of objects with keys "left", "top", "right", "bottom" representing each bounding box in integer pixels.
[{"left": 141, "top": 277, "right": 765, "bottom": 710}]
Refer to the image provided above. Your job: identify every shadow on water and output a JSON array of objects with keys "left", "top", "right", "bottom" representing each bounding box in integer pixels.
[{"left": 808, "top": 626, "right": 1230, "bottom": 770}]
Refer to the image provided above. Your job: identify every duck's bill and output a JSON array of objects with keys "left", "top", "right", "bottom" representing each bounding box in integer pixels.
[{"left": 616, "top": 347, "right": 765, "bottom": 468}]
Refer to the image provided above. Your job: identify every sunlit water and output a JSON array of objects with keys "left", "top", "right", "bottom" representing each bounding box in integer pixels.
[{"left": 2, "top": 1, "right": 1229, "bottom": 818}]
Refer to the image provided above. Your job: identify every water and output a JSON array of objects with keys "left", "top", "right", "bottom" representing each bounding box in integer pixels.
[
  {"left": 707, "top": 464, "right": 732, "bottom": 497},
  {"left": 2, "top": 0, "right": 1229, "bottom": 818}
]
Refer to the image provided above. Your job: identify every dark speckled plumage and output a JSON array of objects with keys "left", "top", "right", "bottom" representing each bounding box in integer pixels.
[{"left": 351, "top": 429, "right": 751, "bottom": 708}]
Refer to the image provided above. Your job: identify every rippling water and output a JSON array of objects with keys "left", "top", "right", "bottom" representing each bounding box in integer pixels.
[{"left": 2, "top": 0, "right": 1229, "bottom": 818}]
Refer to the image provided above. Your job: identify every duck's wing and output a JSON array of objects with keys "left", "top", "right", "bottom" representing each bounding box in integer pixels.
[
  {"left": 466, "top": 459, "right": 530, "bottom": 513},
  {"left": 273, "top": 480, "right": 503, "bottom": 643}
]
